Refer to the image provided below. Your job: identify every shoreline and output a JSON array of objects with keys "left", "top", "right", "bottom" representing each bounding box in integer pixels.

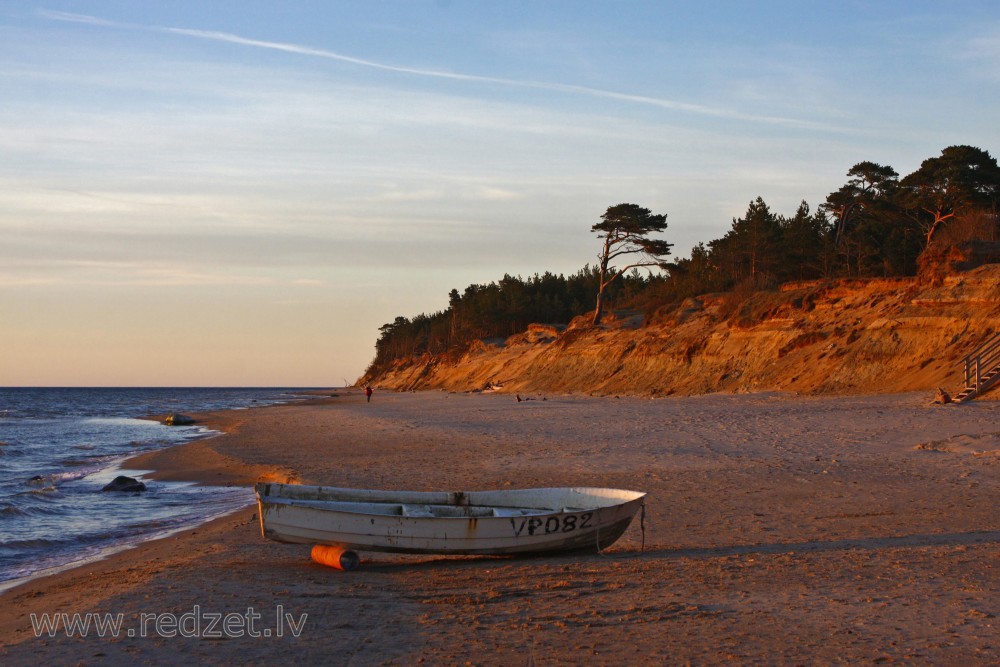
[
  {"left": 127, "top": 390, "right": 346, "bottom": 486},
  {"left": 0, "top": 392, "right": 334, "bottom": 600},
  {"left": 3, "top": 389, "right": 1000, "bottom": 663}
]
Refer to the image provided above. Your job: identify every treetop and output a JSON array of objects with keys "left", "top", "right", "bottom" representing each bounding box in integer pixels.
[{"left": 592, "top": 203, "right": 668, "bottom": 235}]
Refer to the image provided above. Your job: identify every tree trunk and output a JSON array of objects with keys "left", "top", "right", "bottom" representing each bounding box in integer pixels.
[
  {"left": 593, "top": 285, "right": 606, "bottom": 325},
  {"left": 593, "top": 247, "right": 611, "bottom": 325}
]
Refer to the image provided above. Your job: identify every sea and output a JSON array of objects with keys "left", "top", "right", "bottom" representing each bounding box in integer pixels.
[{"left": 0, "top": 387, "right": 315, "bottom": 592}]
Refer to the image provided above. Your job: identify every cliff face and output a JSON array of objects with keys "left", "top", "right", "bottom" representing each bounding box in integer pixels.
[{"left": 366, "top": 264, "right": 1000, "bottom": 397}]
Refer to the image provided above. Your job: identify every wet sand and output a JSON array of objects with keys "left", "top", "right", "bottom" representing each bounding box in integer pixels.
[{"left": 3, "top": 390, "right": 1000, "bottom": 664}]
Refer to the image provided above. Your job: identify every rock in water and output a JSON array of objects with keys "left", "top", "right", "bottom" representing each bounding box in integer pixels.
[
  {"left": 102, "top": 475, "right": 147, "bottom": 493},
  {"left": 162, "top": 413, "right": 196, "bottom": 426}
]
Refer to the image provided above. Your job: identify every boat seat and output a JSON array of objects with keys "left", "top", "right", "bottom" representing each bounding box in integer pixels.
[{"left": 401, "top": 504, "right": 436, "bottom": 517}]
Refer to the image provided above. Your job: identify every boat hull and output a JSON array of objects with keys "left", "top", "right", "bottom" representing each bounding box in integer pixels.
[{"left": 255, "top": 484, "right": 646, "bottom": 555}]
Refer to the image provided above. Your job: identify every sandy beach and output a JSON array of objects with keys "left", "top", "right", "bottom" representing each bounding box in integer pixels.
[{"left": 3, "top": 389, "right": 1000, "bottom": 664}]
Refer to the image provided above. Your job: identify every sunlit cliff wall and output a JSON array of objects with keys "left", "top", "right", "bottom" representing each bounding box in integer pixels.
[{"left": 365, "top": 263, "right": 1000, "bottom": 398}]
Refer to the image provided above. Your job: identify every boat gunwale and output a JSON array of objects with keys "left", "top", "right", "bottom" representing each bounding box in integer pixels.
[
  {"left": 259, "top": 495, "right": 572, "bottom": 519},
  {"left": 255, "top": 482, "right": 646, "bottom": 511}
]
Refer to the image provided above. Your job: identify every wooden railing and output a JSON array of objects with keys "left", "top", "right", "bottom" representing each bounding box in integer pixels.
[{"left": 958, "top": 332, "right": 1000, "bottom": 401}]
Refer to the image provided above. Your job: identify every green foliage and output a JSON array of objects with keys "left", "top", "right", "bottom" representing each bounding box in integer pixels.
[
  {"left": 682, "top": 198, "right": 833, "bottom": 295},
  {"left": 592, "top": 203, "right": 671, "bottom": 258},
  {"left": 364, "top": 268, "right": 604, "bottom": 377},
  {"left": 899, "top": 145, "right": 1000, "bottom": 245}
]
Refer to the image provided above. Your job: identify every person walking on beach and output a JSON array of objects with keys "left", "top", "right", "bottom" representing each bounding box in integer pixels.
[{"left": 364, "top": 384, "right": 373, "bottom": 403}]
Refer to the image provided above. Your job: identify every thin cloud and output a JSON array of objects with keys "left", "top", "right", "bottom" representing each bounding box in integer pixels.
[
  {"left": 963, "top": 28, "right": 1000, "bottom": 74},
  {"left": 38, "top": 8, "right": 843, "bottom": 132},
  {"left": 0, "top": 256, "right": 275, "bottom": 288},
  {"left": 36, "top": 9, "right": 128, "bottom": 28}
]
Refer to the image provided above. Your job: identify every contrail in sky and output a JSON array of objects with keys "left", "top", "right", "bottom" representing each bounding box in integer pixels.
[{"left": 39, "top": 9, "right": 840, "bottom": 132}]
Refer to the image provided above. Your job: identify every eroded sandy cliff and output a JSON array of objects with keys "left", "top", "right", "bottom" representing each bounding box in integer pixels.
[{"left": 366, "top": 264, "right": 1000, "bottom": 397}]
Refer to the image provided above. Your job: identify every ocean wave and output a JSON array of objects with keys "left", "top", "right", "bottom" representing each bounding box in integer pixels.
[
  {"left": 0, "top": 493, "right": 63, "bottom": 519},
  {"left": 1, "top": 537, "right": 64, "bottom": 550},
  {"left": 60, "top": 458, "right": 102, "bottom": 468},
  {"left": 25, "top": 469, "right": 88, "bottom": 486},
  {"left": 1, "top": 503, "right": 27, "bottom": 516},
  {"left": 0, "top": 500, "right": 64, "bottom": 519},
  {"left": 59, "top": 453, "right": 120, "bottom": 468},
  {"left": 13, "top": 457, "right": 127, "bottom": 495},
  {"left": 17, "top": 484, "right": 59, "bottom": 496},
  {"left": 2, "top": 515, "right": 172, "bottom": 552}
]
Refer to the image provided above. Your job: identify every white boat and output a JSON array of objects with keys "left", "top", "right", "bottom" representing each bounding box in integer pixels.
[{"left": 255, "top": 483, "right": 646, "bottom": 555}]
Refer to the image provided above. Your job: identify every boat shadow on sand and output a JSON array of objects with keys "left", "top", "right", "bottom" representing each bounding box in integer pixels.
[
  {"left": 639, "top": 528, "right": 1000, "bottom": 562},
  {"left": 338, "top": 528, "right": 1000, "bottom": 573}
]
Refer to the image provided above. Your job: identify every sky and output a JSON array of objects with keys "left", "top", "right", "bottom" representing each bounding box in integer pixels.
[{"left": 2, "top": 1, "right": 999, "bottom": 387}]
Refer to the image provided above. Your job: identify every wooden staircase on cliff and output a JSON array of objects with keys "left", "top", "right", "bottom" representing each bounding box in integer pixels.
[{"left": 955, "top": 332, "right": 1000, "bottom": 403}]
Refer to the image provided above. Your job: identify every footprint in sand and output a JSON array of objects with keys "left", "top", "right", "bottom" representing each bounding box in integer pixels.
[{"left": 915, "top": 432, "right": 1000, "bottom": 456}]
